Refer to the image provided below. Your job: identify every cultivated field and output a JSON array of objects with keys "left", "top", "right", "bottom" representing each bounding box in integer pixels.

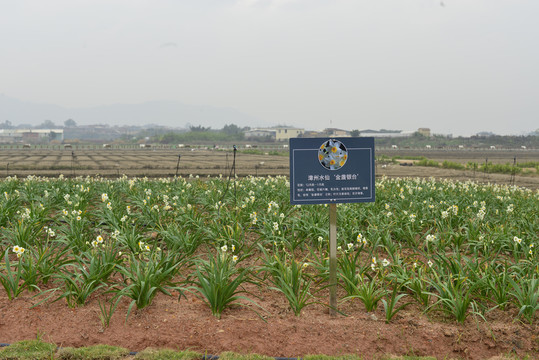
[
  {"left": 1, "top": 147, "right": 537, "bottom": 189},
  {"left": 0, "top": 148, "right": 288, "bottom": 178},
  {"left": 1, "top": 145, "right": 538, "bottom": 359},
  {"left": 1, "top": 175, "right": 538, "bottom": 359}
]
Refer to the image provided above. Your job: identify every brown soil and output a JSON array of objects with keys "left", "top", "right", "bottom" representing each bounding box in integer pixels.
[{"left": 1, "top": 283, "right": 538, "bottom": 360}]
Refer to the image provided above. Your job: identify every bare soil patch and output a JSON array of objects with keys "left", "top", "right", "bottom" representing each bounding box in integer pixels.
[{"left": 1, "top": 283, "right": 538, "bottom": 360}]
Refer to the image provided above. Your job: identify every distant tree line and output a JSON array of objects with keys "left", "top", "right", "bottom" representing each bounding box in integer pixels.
[
  {"left": 0, "top": 119, "right": 78, "bottom": 129},
  {"left": 371, "top": 132, "right": 538, "bottom": 148},
  {"left": 150, "top": 124, "right": 249, "bottom": 144}
]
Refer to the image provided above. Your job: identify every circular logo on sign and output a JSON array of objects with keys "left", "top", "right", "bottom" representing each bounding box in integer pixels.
[{"left": 318, "top": 139, "right": 348, "bottom": 170}]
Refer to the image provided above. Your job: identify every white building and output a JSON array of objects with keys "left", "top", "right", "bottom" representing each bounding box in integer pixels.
[{"left": 245, "top": 127, "right": 305, "bottom": 141}]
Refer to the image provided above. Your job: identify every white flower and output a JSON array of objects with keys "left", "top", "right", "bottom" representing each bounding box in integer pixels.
[
  {"left": 382, "top": 258, "right": 390, "bottom": 267},
  {"left": 101, "top": 193, "right": 108, "bottom": 202},
  {"left": 513, "top": 236, "right": 522, "bottom": 245},
  {"left": 477, "top": 209, "right": 486, "bottom": 220},
  {"left": 273, "top": 222, "right": 279, "bottom": 231},
  {"left": 441, "top": 211, "right": 449, "bottom": 219},
  {"left": 427, "top": 260, "right": 433, "bottom": 268},
  {"left": 232, "top": 255, "right": 238, "bottom": 262},
  {"left": 347, "top": 243, "right": 354, "bottom": 250},
  {"left": 221, "top": 245, "right": 228, "bottom": 252}
]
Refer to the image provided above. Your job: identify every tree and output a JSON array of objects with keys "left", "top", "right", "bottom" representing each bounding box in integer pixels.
[
  {"left": 350, "top": 129, "right": 360, "bottom": 137},
  {"left": 37, "top": 120, "right": 56, "bottom": 129},
  {"left": 189, "top": 125, "right": 211, "bottom": 132},
  {"left": 0, "top": 120, "right": 13, "bottom": 129},
  {"left": 222, "top": 123, "right": 242, "bottom": 135},
  {"left": 64, "top": 119, "right": 77, "bottom": 127}
]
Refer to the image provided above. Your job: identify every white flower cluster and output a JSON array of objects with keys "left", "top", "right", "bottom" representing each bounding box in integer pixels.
[
  {"left": 12, "top": 245, "right": 26, "bottom": 258},
  {"left": 356, "top": 233, "right": 367, "bottom": 246},
  {"left": 92, "top": 235, "right": 104, "bottom": 248}
]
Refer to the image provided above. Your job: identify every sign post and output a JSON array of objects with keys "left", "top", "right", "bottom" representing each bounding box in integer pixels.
[
  {"left": 329, "top": 202, "right": 337, "bottom": 315},
  {"left": 289, "top": 137, "right": 375, "bottom": 316}
]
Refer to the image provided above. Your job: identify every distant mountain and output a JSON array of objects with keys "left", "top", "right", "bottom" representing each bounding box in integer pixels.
[{"left": 0, "top": 95, "right": 266, "bottom": 129}]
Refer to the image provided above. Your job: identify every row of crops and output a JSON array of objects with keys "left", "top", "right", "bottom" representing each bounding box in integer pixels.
[{"left": 1, "top": 174, "right": 538, "bottom": 325}]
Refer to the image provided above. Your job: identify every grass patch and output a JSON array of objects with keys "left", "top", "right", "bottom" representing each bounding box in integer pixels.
[
  {"left": 304, "top": 355, "right": 363, "bottom": 360},
  {"left": 218, "top": 352, "right": 274, "bottom": 360},
  {"left": 416, "top": 158, "right": 439, "bottom": 167},
  {"left": 0, "top": 340, "right": 56, "bottom": 360},
  {"left": 379, "top": 356, "right": 438, "bottom": 360},
  {"left": 441, "top": 160, "right": 465, "bottom": 170},
  {"left": 134, "top": 348, "right": 202, "bottom": 360},
  {"left": 56, "top": 344, "right": 129, "bottom": 359}
]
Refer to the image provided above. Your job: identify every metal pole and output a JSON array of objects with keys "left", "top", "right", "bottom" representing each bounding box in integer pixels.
[
  {"left": 329, "top": 203, "right": 338, "bottom": 316},
  {"left": 175, "top": 154, "right": 181, "bottom": 177},
  {"left": 511, "top": 156, "right": 516, "bottom": 185},
  {"left": 71, "top": 151, "right": 75, "bottom": 177}
]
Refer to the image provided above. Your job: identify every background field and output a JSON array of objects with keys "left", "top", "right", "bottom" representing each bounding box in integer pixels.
[{"left": 1, "top": 147, "right": 538, "bottom": 189}]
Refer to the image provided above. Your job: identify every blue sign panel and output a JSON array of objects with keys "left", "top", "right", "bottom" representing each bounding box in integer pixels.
[{"left": 289, "top": 137, "right": 375, "bottom": 204}]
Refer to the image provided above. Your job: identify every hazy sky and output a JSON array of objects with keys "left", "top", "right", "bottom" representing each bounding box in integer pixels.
[{"left": 1, "top": 0, "right": 538, "bottom": 136}]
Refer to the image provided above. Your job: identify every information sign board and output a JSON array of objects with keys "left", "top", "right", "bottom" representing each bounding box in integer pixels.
[{"left": 289, "top": 137, "right": 375, "bottom": 205}]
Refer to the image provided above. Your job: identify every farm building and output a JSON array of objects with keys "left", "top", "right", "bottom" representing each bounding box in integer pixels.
[
  {"left": 320, "top": 128, "right": 351, "bottom": 137},
  {"left": 0, "top": 129, "right": 64, "bottom": 143},
  {"left": 245, "top": 126, "right": 305, "bottom": 142},
  {"left": 417, "top": 128, "right": 431, "bottom": 137}
]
